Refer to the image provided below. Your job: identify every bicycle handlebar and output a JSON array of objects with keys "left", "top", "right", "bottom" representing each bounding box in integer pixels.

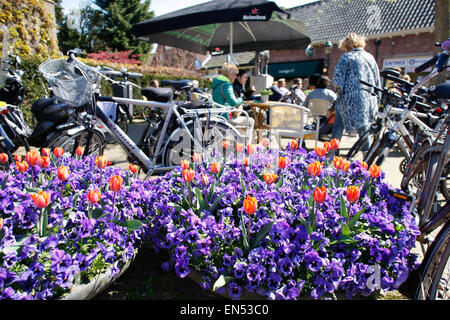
[{"left": 99, "top": 69, "right": 143, "bottom": 79}]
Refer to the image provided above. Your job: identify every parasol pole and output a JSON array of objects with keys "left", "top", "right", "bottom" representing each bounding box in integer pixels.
[{"left": 229, "top": 22, "right": 233, "bottom": 59}]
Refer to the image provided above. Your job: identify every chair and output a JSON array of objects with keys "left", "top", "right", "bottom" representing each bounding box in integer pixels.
[
  {"left": 268, "top": 102, "right": 316, "bottom": 149},
  {"left": 306, "top": 99, "right": 332, "bottom": 147}
]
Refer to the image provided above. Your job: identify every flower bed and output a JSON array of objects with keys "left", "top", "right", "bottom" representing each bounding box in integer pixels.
[
  {"left": 141, "top": 140, "right": 421, "bottom": 300},
  {"left": 0, "top": 149, "right": 147, "bottom": 299}
]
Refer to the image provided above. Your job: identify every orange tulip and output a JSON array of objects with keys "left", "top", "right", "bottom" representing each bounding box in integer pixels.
[
  {"left": 236, "top": 143, "right": 244, "bottom": 153},
  {"left": 0, "top": 217, "right": 3, "bottom": 230},
  {"left": 261, "top": 137, "right": 270, "bottom": 148},
  {"left": 201, "top": 174, "right": 209, "bottom": 186},
  {"left": 0, "top": 153, "right": 8, "bottom": 163},
  {"left": 290, "top": 140, "right": 299, "bottom": 150},
  {"left": 109, "top": 175, "right": 123, "bottom": 192},
  {"left": 333, "top": 156, "right": 350, "bottom": 172},
  {"left": 76, "top": 146, "right": 85, "bottom": 157},
  {"left": 222, "top": 140, "right": 230, "bottom": 149},
  {"left": 278, "top": 156, "right": 289, "bottom": 169},
  {"left": 246, "top": 144, "right": 256, "bottom": 155},
  {"left": 330, "top": 138, "right": 340, "bottom": 150},
  {"left": 360, "top": 161, "right": 368, "bottom": 170},
  {"left": 193, "top": 152, "right": 201, "bottom": 163},
  {"left": 25, "top": 150, "right": 40, "bottom": 166},
  {"left": 95, "top": 155, "right": 107, "bottom": 170},
  {"left": 211, "top": 162, "right": 221, "bottom": 174},
  {"left": 182, "top": 169, "right": 195, "bottom": 183},
  {"left": 313, "top": 186, "right": 327, "bottom": 204},
  {"left": 39, "top": 156, "right": 51, "bottom": 168},
  {"left": 180, "top": 159, "right": 190, "bottom": 170},
  {"left": 242, "top": 157, "right": 250, "bottom": 167},
  {"left": 30, "top": 190, "right": 50, "bottom": 209},
  {"left": 369, "top": 164, "right": 381, "bottom": 178},
  {"left": 314, "top": 146, "right": 327, "bottom": 158},
  {"left": 346, "top": 186, "right": 360, "bottom": 203},
  {"left": 41, "top": 148, "right": 50, "bottom": 157},
  {"left": 263, "top": 171, "right": 278, "bottom": 185},
  {"left": 243, "top": 195, "right": 258, "bottom": 215},
  {"left": 307, "top": 161, "right": 323, "bottom": 176},
  {"left": 323, "top": 142, "right": 331, "bottom": 153},
  {"left": 87, "top": 189, "right": 101, "bottom": 204},
  {"left": 57, "top": 166, "right": 70, "bottom": 181},
  {"left": 53, "top": 147, "right": 64, "bottom": 158},
  {"left": 14, "top": 155, "right": 22, "bottom": 162},
  {"left": 128, "top": 163, "right": 139, "bottom": 174},
  {"left": 16, "top": 160, "right": 28, "bottom": 173}
]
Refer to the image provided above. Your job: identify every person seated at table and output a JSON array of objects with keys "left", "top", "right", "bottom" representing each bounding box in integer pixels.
[
  {"left": 289, "top": 78, "right": 306, "bottom": 105},
  {"left": 211, "top": 63, "right": 255, "bottom": 143},
  {"left": 233, "top": 69, "right": 256, "bottom": 100},
  {"left": 269, "top": 79, "right": 290, "bottom": 102}
]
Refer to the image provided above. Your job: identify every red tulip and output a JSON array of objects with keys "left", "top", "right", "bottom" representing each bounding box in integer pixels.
[
  {"left": 313, "top": 186, "right": 327, "bottom": 204},
  {"left": 330, "top": 138, "right": 340, "bottom": 150},
  {"left": 129, "top": 163, "right": 139, "bottom": 174},
  {"left": 41, "top": 148, "right": 51, "bottom": 157},
  {"left": 16, "top": 160, "right": 28, "bottom": 173},
  {"left": 323, "top": 142, "right": 331, "bottom": 153},
  {"left": 30, "top": 190, "right": 50, "bottom": 209},
  {"left": 95, "top": 155, "right": 107, "bottom": 170},
  {"left": 25, "top": 150, "right": 40, "bottom": 166},
  {"left": 109, "top": 175, "right": 123, "bottom": 192},
  {"left": 333, "top": 156, "right": 350, "bottom": 172},
  {"left": 211, "top": 162, "right": 221, "bottom": 174},
  {"left": 76, "top": 146, "right": 85, "bottom": 157},
  {"left": 14, "top": 155, "right": 22, "bottom": 162},
  {"left": 53, "top": 147, "right": 64, "bottom": 158},
  {"left": 39, "top": 156, "right": 51, "bottom": 168},
  {"left": 277, "top": 156, "right": 289, "bottom": 169},
  {"left": 243, "top": 195, "right": 258, "bottom": 215},
  {"left": 314, "top": 146, "right": 327, "bottom": 158},
  {"left": 346, "top": 186, "right": 360, "bottom": 203},
  {"left": 242, "top": 157, "right": 250, "bottom": 167},
  {"left": 263, "top": 171, "right": 278, "bottom": 185},
  {"left": 180, "top": 159, "right": 190, "bottom": 170},
  {"left": 369, "top": 164, "right": 381, "bottom": 178},
  {"left": 307, "top": 161, "right": 323, "bottom": 176},
  {"left": 182, "top": 169, "right": 195, "bottom": 183},
  {"left": 57, "top": 166, "right": 70, "bottom": 181},
  {"left": 87, "top": 189, "right": 101, "bottom": 204},
  {"left": 0, "top": 153, "right": 8, "bottom": 164},
  {"left": 360, "top": 161, "right": 368, "bottom": 170}
]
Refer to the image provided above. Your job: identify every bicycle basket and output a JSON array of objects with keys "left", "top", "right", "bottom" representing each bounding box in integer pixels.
[{"left": 39, "top": 59, "right": 94, "bottom": 107}]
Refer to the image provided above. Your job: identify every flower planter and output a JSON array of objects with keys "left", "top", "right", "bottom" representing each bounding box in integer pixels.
[{"left": 60, "top": 254, "right": 135, "bottom": 300}]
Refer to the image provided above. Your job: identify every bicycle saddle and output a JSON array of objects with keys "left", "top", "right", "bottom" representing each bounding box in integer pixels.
[
  {"left": 161, "top": 79, "right": 193, "bottom": 91},
  {"left": 432, "top": 83, "right": 450, "bottom": 100},
  {"left": 141, "top": 87, "right": 173, "bottom": 103}
]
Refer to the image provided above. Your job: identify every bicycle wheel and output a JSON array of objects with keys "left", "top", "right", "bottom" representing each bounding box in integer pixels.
[
  {"left": 440, "top": 166, "right": 450, "bottom": 201},
  {"left": 415, "top": 223, "right": 449, "bottom": 300},
  {"left": 417, "top": 152, "right": 442, "bottom": 225},
  {"left": 163, "top": 119, "right": 243, "bottom": 167},
  {"left": 46, "top": 129, "right": 105, "bottom": 157}
]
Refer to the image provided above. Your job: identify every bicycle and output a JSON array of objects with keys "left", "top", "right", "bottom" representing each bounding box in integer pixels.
[{"left": 42, "top": 49, "right": 248, "bottom": 177}]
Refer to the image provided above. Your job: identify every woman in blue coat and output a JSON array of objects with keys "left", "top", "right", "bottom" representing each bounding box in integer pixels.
[{"left": 331, "top": 33, "right": 381, "bottom": 153}]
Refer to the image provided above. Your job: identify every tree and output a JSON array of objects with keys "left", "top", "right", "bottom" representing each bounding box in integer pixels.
[{"left": 90, "top": 0, "right": 154, "bottom": 59}]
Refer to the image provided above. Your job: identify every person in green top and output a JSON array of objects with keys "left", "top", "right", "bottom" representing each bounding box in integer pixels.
[{"left": 211, "top": 63, "right": 254, "bottom": 144}]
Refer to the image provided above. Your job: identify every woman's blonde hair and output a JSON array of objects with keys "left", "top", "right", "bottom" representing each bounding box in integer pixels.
[
  {"left": 338, "top": 33, "right": 366, "bottom": 52},
  {"left": 221, "top": 63, "right": 239, "bottom": 79}
]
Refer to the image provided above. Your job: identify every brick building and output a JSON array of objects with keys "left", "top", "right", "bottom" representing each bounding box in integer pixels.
[{"left": 267, "top": 0, "right": 441, "bottom": 87}]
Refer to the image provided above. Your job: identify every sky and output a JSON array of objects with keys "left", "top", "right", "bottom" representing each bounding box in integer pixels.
[{"left": 61, "top": 0, "right": 318, "bottom": 16}]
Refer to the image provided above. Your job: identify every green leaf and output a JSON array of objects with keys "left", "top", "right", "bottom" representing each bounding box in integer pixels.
[
  {"left": 43, "top": 175, "right": 57, "bottom": 191},
  {"left": 72, "top": 190, "right": 83, "bottom": 208},
  {"left": 212, "top": 274, "right": 234, "bottom": 292},
  {"left": 168, "top": 202, "right": 184, "bottom": 214},
  {"left": 239, "top": 176, "right": 246, "bottom": 193},
  {"left": 218, "top": 162, "right": 225, "bottom": 178},
  {"left": 339, "top": 194, "right": 348, "bottom": 218},
  {"left": 349, "top": 208, "right": 365, "bottom": 228},
  {"left": 92, "top": 207, "right": 108, "bottom": 219},
  {"left": 193, "top": 187, "right": 206, "bottom": 212},
  {"left": 209, "top": 193, "right": 226, "bottom": 214},
  {"left": 340, "top": 223, "right": 351, "bottom": 237},
  {"left": 240, "top": 214, "right": 249, "bottom": 251},
  {"left": 208, "top": 180, "right": 215, "bottom": 201},
  {"left": 252, "top": 221, "right": 275, "bottom": 249},
  {"left": 1, "top": 175, "right": 8, "bottom": 190},
  {"left": 276, "top": 174, "right": 284, "bottom": 189},
  {"left": 119, "top": 219, "right": 143, "bottom": 231}
]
